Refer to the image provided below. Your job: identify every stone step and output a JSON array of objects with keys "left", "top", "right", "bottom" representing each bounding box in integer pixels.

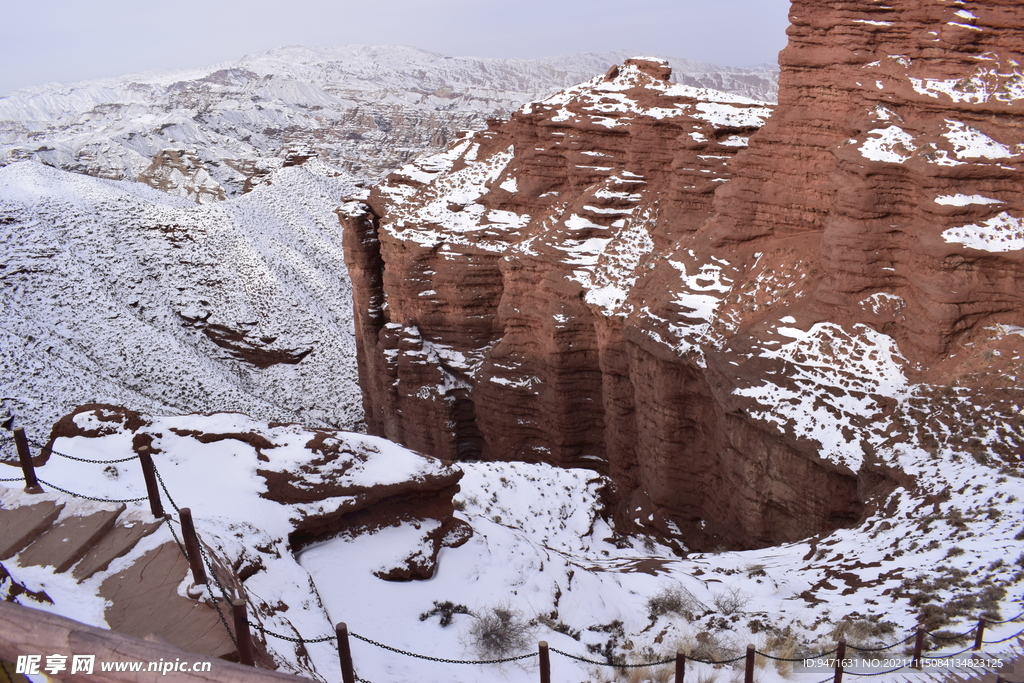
[
  {"left": 73, "top": 517, "right": 164, "bottom": 582},
  {"left": 0, "top": 498, "right": 64, "bottom": 560},
  {"left": 100, "top": 541, "right": 236, "bottom": 659},
  {"left": 18, "top": 505, "right": 125, "bottom": 573}
]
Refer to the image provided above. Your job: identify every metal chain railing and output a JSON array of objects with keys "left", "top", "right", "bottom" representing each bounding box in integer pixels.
[
  {"left": 161, "top": 515, "right": 189, "bottom": 560},
  {"left": 927, "top": 625, "right": 979, "bottom": 641},
  {"left": 253, "top": 624, "right": 336, "bottom": 645},
  {"left": 687, "top": 652, "right": 749, "bottom": 665},
  {"left": 34, "top": 477, "right": 149, "bottom": 504},
  {"left": 158, "top": 511, "right": 239, "bottom": 651},
  {"left": 983, "top": 624, "right": 1024, "bottom": 644},
  {"left": 193, "top": 524, "right": 241, "bottom": 650},
  {"left": 846, "top": 632, "right": 918, "bottom": 652},
  {"left": 349, "top": 631, "right": 537, "bottom": 665},
  {"left": 152, "top": 463, "right": 180, "bottom": 513},
  {"left": 548, "top": 647, "right": 676, "bottom": 667},
  {"left": 28, "top": 436, "right": 140, "bottom": 464},
  {"left": 987, "top": 610, "right": 1024, "bottom": 624}
]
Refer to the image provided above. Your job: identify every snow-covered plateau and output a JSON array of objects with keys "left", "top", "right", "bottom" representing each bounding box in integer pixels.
[{"left": 0, "top": 45, "right": 778, "bottom": 202}]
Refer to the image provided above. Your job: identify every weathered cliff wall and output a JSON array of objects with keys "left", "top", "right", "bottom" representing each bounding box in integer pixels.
[{"left": 342, "top": 1, "right": 1024, "bottom": 553}]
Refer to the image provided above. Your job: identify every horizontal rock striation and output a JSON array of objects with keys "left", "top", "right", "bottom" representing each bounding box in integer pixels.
[
  {"left": 708, "top": 0, "right": 1024, "bottom": 364},
  {"left": 344, "top": 2, "right": 1024, "bottom": 553}
]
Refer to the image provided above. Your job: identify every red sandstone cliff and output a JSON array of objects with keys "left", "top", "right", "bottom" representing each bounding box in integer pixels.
[{"left": 341, "top": 2, "right": 1024, "bottom": 553}]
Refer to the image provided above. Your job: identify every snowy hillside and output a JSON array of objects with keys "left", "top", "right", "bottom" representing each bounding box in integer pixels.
[
  {"left": 0, "top": 45, "right": 778, "bottom": 200},
  {"left": 0, "top": 159, "right": 362, "bottom": 439}
]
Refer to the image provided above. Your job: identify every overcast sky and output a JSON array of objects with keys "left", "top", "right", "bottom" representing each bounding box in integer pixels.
[{"left": 1, "top": 0, "right": 792, "bottom": 97}]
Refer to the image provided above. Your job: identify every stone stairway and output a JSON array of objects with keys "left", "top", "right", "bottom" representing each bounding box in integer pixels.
[
  {"left": 0, "top": 484, "right": 236, "bottom": 660},
  {"left": 0, "top": 495, "right": 162, "bottom": 580}
]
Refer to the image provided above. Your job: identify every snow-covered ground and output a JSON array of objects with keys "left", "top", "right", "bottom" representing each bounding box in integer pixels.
[
  {"left": 301, "top": 459, "right": 1024, "bottom": 683},
  {"left": 1, "top": 45, "right": 1021, "bottom": 683},
  {"left": 6, "top": 444, "right": 1022, "bottom": 683}
]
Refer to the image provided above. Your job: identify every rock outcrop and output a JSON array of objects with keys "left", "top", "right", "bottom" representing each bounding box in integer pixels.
[
  {"left": 343, "top": 2, "right": 1024, "bottom": 554},
  {"left": 137, "top": 149, "right": 227, "bottom": 204},
  {"left": 2, "top": 403, "right": 469, "bottom": 676},
  {"left": 44, "top": 404, "right": 470, "bottom": 570}
]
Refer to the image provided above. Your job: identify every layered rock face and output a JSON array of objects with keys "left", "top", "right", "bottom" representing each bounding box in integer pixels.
[{"left": 344, "top": 3, "right": 1024, "bottom": 553}]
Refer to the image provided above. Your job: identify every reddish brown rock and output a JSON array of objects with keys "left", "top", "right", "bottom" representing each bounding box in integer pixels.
[
  {"left": 343, "top": 6, "right": 1024, "bottom": 553},
  {"left": 9, "top": 404, "right": 470, "bottom": 673},
  {"left": 49, "top": 404, "right": 467, "bottom": 564}
]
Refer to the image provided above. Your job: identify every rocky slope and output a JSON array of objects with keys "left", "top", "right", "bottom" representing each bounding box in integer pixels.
[
  {"left": 0, "top": 158, "right": 362, "bottom": 440},
  {"left": 0, "top": 45, "right": 779, "bottom": 203},
  {"left": 342, "top": 0, "right": 1024, "bottom": 565}
]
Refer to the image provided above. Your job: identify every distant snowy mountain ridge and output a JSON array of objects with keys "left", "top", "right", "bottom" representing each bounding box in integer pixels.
[{"left": 0, "top": 45, "right": 778, "bottom": 202}]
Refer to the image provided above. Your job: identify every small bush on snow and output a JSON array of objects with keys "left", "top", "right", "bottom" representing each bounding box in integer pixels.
[
  {"left": 419, "top": 600, "right": 471, "bottom": 627},
  {"left": 711, "top": 587, "right": 749, "bottom": 615},
  {"left": 468, "top": 604, "right": 534, "bottom": 658},
  {"left": 647, "top": 585, "right": 702, "bottom": 620}
]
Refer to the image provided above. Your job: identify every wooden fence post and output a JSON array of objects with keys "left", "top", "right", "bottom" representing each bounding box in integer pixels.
[
  {"left": 178, "top": 508, "right": 207, "bottom": 585},
  {"left": 137, "top": 446, "right": 163, "bottom": 518},
  {"left": 833, "top": 638, "right": 846, "bottom": 683},
  {"left": 676, "top": 650, "right": 685, "bottom": 683},
  {"left": 973, "top": 618, "right": 985, "bottom": 651},
  {"left": 337, "top": 623, "right": 355, "bottom": 683},
  {"left": 911, "top": 628, "right": 924, "bottom": 670},
  {"left": 744, "top": 645, "right": 755, "bottom": 683},
  {"left": 232, "top": 599, "right": 256, "bottom": 667},
  {"left": 538, "top": 641, "right": 550, "bottom": 683},
  {"left": 12, "top": 428, "right": 41, "bottom": 493}
]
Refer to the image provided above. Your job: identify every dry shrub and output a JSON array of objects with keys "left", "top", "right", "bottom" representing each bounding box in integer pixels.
[
  {"left": 763, "top": 630, "right": 799, "bottom": 677},
  {"left": 828, "top": 618, "right": 898, "bottom": 649},
  {"left": 647, "top": 585, "right": 703, "bottom": 621},
  {"left": 695, "top": 667, "right": 720, "bottom": 683},
  {"left": 467, "top": 604, "right": 534, "bottom": 658},
  {"left": 681, "top": 631, "right": 742, "bottom": 665},
  {"left": 623, "top": 656, "right": 673, "bottom": 683},
  {"left": 712, "top": 587, "right": 749, "bottom": 615}
]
